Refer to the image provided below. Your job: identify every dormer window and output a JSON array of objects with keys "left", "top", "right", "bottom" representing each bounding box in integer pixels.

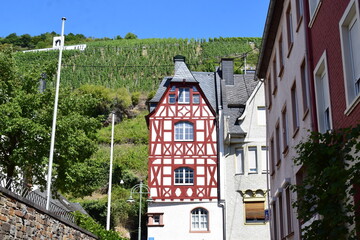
[
  {"left": 192, "top": 86, "right": 198, "bottom": 92},
  {"left": 193, "top": 94, "right": 200, "bottom": 104},
  {"left": 170, "top": 85, "right": 176, "bottom": 92},
  {"left": 179, "top": 88, "right": 190, "bottom": 103},
  {"left": 169, "top": 94, "right": 176, "bottom": 104},
  {"left": 175, "top": 122, "right": 194, "bottom": 141}
]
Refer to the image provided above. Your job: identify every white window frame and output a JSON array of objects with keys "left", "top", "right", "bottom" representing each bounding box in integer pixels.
[
  {"left": 314, "top": 51, "right": 332, "bottom": 134},
  {"left": 174, "top": 122, "right": 194, "bottom": 141},
  {"left": 178, "top": 88, "right": 190, "bottom": 103},
  {"left": 257, "top": 106, "right": 267, "bottom": 125},
  {"left": 174, "top": 167, "right": 194, "bottom": 185},
  {"left": 308, "top": 0, "right": 322, "bottom": 27},
  {"left": 261, "top": 146, "right": 268, "bottom": 174},
  {"left": 339, "top": 0, "right": 360, "bottom": 114},
  {"left": 168, "top": 94, "right": 176, "bottom": 104},
  {"left": 191, "top": 208, "right": 209, "bottom": 231},
  {"left": 235, "top": 148, "right": 244, "bottom": 174},
  {"left": 248, "top": 146, "right": 258, "bottom": 174}
]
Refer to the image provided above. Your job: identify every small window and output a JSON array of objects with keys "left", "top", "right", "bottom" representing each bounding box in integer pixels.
[
  {"left": 193, "top": 94, "right": 200, "bottom": 104},
  {"left": 248, "top": 147, "right": 258, "bottom": 173},
  {"left": 308, "top": 0, "right": 321, "bottom": 20},
  {"left": 257, "top": 106, "right": 266, "bottom": 125},
  {"left": 261, "top": 146, "right": 268, "bottom": 173},
  {"left": 170, "top": 85, "right": 176, "bottom": 92},
  {"left": 179, "top": 88, "right": 190, "bottom": 103},
  {"left": 282, "top": 106, "right": 289, "bottom": 152},
  {"left": 191, "top": 208, "right": 208, "bottom": 231},
  {"left": 286, "top": 5, "right": 294, "bottom": 50},
  {"left": 175, "top": 122, "right": 193, "bottom": 141},
  {"left": 169, "top": 94, "right": 176, "bottom": 104},
  {"left": 174, "top": 167, "right": 194, "bottom": 185},
  {"left": 291, "top": 83, "right": 300, "bottom": 133},
  {"left": 245, "top": 201, "right": 265, "bottom": 223},
  {"left": 147, "top": 213, "right": 164, "bottom": 227},
  {"left": 236, "top": 148, "right": 244, "bottom": 174},
  {"left": 192, "top": 86, "right": 198, "bottom": 92}
]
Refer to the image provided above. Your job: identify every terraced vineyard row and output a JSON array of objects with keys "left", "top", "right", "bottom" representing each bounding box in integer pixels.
[{"left": 14, "top": 37, "right": 261, "bottom": 91}]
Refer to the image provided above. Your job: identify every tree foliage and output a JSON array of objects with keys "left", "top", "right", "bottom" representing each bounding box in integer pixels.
[
  {"left": 292, "top": 125, "right": 360, "bottom": 240},
  {"left": 0, "top": 46, "right": 103, "bottom": 196}
]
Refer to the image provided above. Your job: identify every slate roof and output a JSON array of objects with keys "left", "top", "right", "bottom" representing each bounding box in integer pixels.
[
  {"left": 148, "top": 70, "right": 217, "bottom": 112},
  {"left": 221, "top": 73, "right": 257, "bottom": 135}
]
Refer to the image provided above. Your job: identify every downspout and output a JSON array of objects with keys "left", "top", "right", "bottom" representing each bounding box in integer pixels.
[{"left": 215, "top": 69, "right": 226, "bottom": 240}]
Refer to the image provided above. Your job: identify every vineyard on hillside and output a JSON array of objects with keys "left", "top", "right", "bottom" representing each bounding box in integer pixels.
[{"left": 14, "top": 37, "right": 261, "bottom": 92}]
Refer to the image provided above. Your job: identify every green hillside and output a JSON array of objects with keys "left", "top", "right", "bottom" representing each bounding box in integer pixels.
[{"left": 14, "top": 37, "right": 261, "bottom": 92}]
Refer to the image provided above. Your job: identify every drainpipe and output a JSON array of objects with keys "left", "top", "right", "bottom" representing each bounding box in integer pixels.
[{"left": 215, "top": 69, "right": 226, "bottom": 240}]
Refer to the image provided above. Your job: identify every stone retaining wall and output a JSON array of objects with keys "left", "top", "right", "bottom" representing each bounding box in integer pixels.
[{"left": 0, "top": 188, "right": 98, "bottom": 239}]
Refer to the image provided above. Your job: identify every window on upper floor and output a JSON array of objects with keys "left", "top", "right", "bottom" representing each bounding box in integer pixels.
[
  {"left": 169, "top": 94, "right": 176, "bottom": 104},
  {"left": 272, "top": 56, "right": 278, "bottom": 95},
  {"left": 314, "top": 52, "right": 332, "bottom": 134},
  {"left": 175, "top": 122, "right": 194, "bottom": 141},
  {"left": 257, "top": 106, "right": 266, "bottom": 125},
  {"left": 170, "top": 85, "right": 176, "bottom": 92},
  {"left": 281, "top": 106, "right": 289, "bottom": 153},
  {"left": 291, "top": 82, "right": 300, "bottom": 135},
  {"left": 193, "top": 94, "right": 200, "bottom": 104},
  {"left": 174, "top": 167, "right": 194, "bottom": 185},
  {"left": 235, "top": 148, "right": 244, "bottom": 174},
  {"left": 278, "top": 35, "right": 284, "bottom": 76},
  {"left": 286, "top": 4, "right": 294, "bottom": 53},
  {"left": 261, "top": 146, "right": 268, "bottom": 174},
  {"left": 308, "top": 0, "right": 322, "bottom": 24},
  {"left": 267, "top": 74, "right": 273, "bottom": 110},
  {"left": 300, "top": 59, "right": 310, "bottom": 117},
  {"left": 270, "top": 137, "right": 275, "bottom": 176},
  {"left": 248, "top": 146, "right": 258, "bottom": 174},
  {"left": 339, "top": 0, "right": 360, "bottom": 113},
  {"left": 179, "top": 88, "right": 190, "bottom": 103},
  {"left": 296, "top": 0, "right": 304, "bottom": 27},
  {"left": 275, "top": 121, "right": 281, "bottom": 166},
  {"left": 285, "top": 186, "right": 294, "bottom": 235},
  {"left": 191, "top": 208, "right": 209, "bottom": 231}
]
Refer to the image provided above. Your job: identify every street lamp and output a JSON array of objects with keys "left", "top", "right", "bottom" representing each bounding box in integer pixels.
[{"left": 127, "top": 181, "right": 153, "bottom": 240}]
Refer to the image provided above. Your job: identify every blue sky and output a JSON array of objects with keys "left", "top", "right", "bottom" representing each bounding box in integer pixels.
[{"left": 1, "top": 0, "right": 270, "bottom": 39}]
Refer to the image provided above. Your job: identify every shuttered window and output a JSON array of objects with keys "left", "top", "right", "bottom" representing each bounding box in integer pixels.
[{"left": 245, "top": 201, "right": 265, "bottom": 223}]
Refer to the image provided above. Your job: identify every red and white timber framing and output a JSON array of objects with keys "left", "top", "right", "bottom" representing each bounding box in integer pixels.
[{"left": 148, "top": 82, "right": 217, "bottom": 201}]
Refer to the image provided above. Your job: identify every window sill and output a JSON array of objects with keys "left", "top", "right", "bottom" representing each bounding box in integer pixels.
[
  {"left": 302, "top": 108, "right": 309, "bottom": 121},
  {"left": 282, "top": 146, "right": 289, "bottom": 156},
  {"left": 272, "top": 86, "right": 278, "bottom": 96},
  {"left": 174, "top": 183, "right": 194, "bottom": 186},
  {"left": 147, "top": 224, "right": 164, "bottom": 227},
  {"left": 296, "top": 16, "right": 303, "bottom": 32},
  {"left": 344, "top": 94, "right": 360, "bottom": 116},
  {"left": 190, "top": 230, "right": 210, "bottom": 233},
  {"left": 287, "top": 43, "right": 293, "bottom": 58},
  {"left": 244, "top": 222, "right": 267, "bottom": 225},
  {"left": 292, "top": 127, "right": 299, "bottom": 138},
  {"left": 278, "top": 66, "right": 284, "bottom": 78}
]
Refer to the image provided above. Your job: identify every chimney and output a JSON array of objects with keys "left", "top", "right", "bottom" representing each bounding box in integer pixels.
[
  {"left": 221, "top": 58, "right": 234, "bottom": 85},
  {"left": 173, "top": 55, "right": 186, "bottom": 72}
]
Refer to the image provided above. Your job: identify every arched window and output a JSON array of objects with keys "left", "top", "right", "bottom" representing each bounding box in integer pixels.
[
  {"left": 175, "top": 122, "right": 193, "bottom": 141},
  {"left": 191, "top": 208, "right": 208, "bottom": 231},
  {"left": 174, "top": 167, "right": 194, "bottom": 185}
]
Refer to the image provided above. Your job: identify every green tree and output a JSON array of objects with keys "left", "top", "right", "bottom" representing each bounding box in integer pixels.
[
  {"left": 292, "top": 125, "right": 360, "bottom": 240},
  {"left": 124, "top": 33, "right": 138, "bottom": 39},
  {"left": 0, "top": 47, "right": 103, "bottom": 196}
]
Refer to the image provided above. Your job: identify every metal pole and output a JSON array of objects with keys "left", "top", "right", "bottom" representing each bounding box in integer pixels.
[
  {"left": 106, "top": 112, "right": 115, "bottom": 230},
  {"left": 46, "top": 17, "right": 66, "bottom": 211},
  {"left": 138, "top": 181, "right": 142, "bottom": 240}
]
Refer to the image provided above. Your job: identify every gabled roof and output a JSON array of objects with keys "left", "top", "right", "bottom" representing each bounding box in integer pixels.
[
  {"left": 148, "top": 67, "right": 217, "bottom": 113},
  {"left": 221, "top": 73, "right": 258, "bottom": 135}
]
